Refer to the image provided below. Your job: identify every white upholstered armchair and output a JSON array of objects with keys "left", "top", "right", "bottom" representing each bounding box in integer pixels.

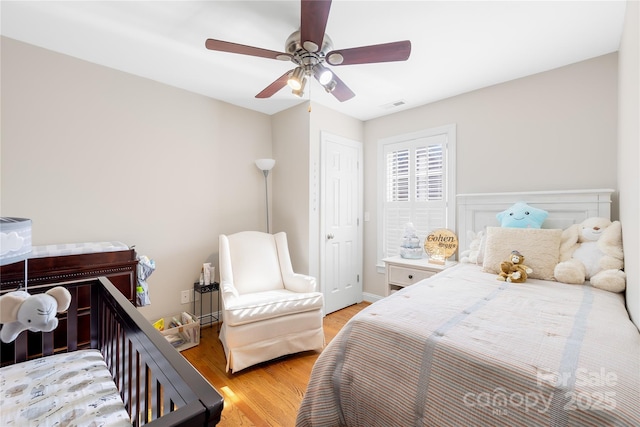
[{"left": 218, "top": 231, "right": 325, "bottom": 373}]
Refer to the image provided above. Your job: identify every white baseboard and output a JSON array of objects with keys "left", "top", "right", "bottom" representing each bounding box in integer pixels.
[{"left": 362, "top": 292, "right": 384, "bottom": 304}]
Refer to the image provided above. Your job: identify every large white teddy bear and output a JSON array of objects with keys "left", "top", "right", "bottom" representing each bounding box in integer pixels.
[{"left": 553, "top": 217, "right": 626, "bottom": 292}]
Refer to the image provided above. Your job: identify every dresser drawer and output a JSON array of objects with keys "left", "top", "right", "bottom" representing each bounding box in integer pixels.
[{"left": 388, "top": 265, "right": 435, "bottom": 286}]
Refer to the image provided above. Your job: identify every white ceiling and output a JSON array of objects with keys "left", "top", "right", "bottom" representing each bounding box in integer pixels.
[{"left": 1, "top": 1, "right": 627, "bottom": 121}]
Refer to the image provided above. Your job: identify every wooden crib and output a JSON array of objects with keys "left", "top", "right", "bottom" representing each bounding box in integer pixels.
[{"left": 0, "top": 250, "right": 223, "bottom": 426}]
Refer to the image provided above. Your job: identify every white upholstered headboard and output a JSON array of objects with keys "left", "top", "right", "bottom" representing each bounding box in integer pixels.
[{"left": 456, "top": 189, "right": 615, "bottom": 253}]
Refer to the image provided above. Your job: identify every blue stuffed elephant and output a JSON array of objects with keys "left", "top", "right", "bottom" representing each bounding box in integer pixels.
[{"left": 0, "top": 287, "right": 72, "bottom": 343}]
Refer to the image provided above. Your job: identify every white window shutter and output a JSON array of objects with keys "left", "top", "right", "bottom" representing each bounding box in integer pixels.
[{"left": 382, "top": 132, "right": 451, "bottom": 258}]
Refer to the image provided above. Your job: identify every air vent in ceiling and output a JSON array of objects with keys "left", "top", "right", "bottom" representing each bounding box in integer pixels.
[{"left": 381, "top": 100, "right": 407, "bottom": 110}]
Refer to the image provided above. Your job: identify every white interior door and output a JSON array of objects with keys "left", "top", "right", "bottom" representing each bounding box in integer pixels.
[{"left": 321, "top": 132, "right": 363, "bottom": 314}]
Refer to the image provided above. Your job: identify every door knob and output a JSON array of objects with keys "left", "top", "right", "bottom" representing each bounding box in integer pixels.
[{"left": 327, "top": 233, "right": 335, "bottom": 240}]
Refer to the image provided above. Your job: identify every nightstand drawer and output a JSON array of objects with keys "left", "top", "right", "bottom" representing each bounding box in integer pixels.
[
  {"left": 383, "top": 256, "right": 457, "bottom": 296},
  {"left": 388, "top": 265, "right": 435, "bottom": 286}
]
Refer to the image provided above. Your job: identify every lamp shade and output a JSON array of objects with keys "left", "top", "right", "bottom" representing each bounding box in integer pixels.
[
  {"left": 0, "top": 217, "right": 32, "bottom": 266},
  {"left": 255, "top": 159, "right": 276, "bottom": 171}
]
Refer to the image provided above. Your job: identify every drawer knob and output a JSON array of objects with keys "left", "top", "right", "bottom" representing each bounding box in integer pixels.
[{"left": 408, "top": 274, "right": 413, "bottom": 279}]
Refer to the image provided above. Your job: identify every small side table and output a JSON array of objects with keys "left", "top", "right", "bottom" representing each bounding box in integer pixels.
[{"left": 193, "top": 281, "right": 220, "bottom": 330}]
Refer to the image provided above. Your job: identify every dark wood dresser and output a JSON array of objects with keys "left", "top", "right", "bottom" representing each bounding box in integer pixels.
[{"left": 0, "top": 248, "right": 138, "bottom": 304}]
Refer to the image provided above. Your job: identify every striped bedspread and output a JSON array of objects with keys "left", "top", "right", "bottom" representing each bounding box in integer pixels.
[{"left": 296, "top": 264, "right": 640, "bottom": 427}]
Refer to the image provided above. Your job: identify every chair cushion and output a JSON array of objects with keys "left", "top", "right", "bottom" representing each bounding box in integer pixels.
[{"left": 224, "top": 289, "right": 323, "bottom": 326}]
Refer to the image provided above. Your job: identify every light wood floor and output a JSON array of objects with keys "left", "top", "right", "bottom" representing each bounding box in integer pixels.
[{"left": 181, "top": 302, "right": 370, "bottom": 427}]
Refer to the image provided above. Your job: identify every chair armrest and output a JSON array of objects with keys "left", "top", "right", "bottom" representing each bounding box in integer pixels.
[
  {"left": 283, "top": 274, "right": 317, "bottom": 293},
  {"left": 220, "top": 280, "right": 240, "bottom": 306}
]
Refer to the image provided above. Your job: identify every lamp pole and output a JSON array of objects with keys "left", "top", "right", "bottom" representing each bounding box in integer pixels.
[
  {"left": 255, "top": 159, "right": 276, "bottom": 233},
  {"left": 262, "top": 169, "right": 270, "bottom": 233}
]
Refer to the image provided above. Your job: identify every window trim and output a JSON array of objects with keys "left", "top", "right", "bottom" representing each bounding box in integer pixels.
[{"left": 376, "top": 124, "right": 457, "bottom": 271}]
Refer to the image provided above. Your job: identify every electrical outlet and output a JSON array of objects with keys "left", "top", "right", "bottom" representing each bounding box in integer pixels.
[{"left": 180, "top": 290, "right": 190, "bottom": 304}]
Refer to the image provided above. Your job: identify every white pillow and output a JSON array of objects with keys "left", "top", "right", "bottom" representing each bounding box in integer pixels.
[{"left": 482, "top": 227, "right": 562, "bottom": 281}]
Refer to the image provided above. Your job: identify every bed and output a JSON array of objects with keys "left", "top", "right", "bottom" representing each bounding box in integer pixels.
[
  {"left": 296, "top": 189, "right": 640, "bottom": 427},
  {"left": 0, "top": 248, "right": 224, "bottom": 426}
]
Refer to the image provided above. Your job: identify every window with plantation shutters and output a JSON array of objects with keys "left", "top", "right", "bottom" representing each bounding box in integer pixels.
[{"left": 377, "top": 125, "right": 456, "bottom": 263}]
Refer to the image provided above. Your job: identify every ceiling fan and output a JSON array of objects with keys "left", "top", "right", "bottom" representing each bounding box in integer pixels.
[{"left": 205, "top": 0, "right": 411, "bottom": 102}]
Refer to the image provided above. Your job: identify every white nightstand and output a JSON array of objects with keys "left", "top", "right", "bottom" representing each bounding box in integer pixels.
[{"left": 383, "top": 256, "right": 457, "bottom": 296}]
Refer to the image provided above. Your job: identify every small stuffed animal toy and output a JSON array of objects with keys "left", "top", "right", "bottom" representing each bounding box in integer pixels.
[
  {"left": 0, "top": 286, "right": 72, "bottom": 343},
  {"left": 497, "top": 250, "right": 533, "bottom": 283},
  {"left": 460, "top": 230, "right": 485, "bottom": 264},
  {"left": 554, "top": 217, "right": 625, "bottom": 292},
  {"left": 496, "top": 202, "right": 548, "bottom": 228}
]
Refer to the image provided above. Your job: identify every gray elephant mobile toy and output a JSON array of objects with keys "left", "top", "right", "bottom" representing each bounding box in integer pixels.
[{"left": 0, "top": 286, "right": 72, "bottom": 343}]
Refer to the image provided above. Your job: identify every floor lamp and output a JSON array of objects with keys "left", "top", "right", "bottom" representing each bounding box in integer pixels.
[{"left": 255, "top": 159, "right": 275, "bottom": 233}]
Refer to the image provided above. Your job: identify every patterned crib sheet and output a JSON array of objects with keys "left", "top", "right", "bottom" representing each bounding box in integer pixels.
[
  {"left": 30, "top": 241, "right": 130, "bottom": 258},
  {"left": 0, "top": 349, "right": 131, "bottom": 426}
]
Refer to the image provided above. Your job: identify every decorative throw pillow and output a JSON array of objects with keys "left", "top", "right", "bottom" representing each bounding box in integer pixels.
[
  {"left": 496, "top": 202, "right": 548, "bottom": 228},
  {"left": 482, "top": 227, "right": 562, "bottom": 280}
]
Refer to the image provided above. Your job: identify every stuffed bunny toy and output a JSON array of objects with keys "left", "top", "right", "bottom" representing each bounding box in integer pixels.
[{"left": 0, "top": 286, "right": 72, "bottom": 343}]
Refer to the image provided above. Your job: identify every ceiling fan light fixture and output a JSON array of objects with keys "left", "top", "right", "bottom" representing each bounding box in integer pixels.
[
  {"left": 313, "top": 64, "right": 333, "bottom": 85},
  {"left": 287, "top": 67, "right": 305, "bottom": 90},
  {"left": 292, "top": 77, "right": 307, "bottom": 97}
]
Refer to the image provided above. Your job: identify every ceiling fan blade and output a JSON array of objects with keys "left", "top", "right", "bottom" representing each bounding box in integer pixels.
[
  {"left": 205, "top": 39, "right": 291, "bottom": 61},
  {"left": 326, "top": 40, "right": 411, "bottom": 66},
  {"left": 255, "top": 70, "right": 294, "bottom": 98},
  {"left": 300, "top": 0, "right": 332, "bottom": 52},
  {"left": 326, "top": 72, "right": 355, "bottom": 102}
]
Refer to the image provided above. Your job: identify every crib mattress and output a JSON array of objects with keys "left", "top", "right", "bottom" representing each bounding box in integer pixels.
[{"left": 0, "top": 349, "right": 131, "bottom": 426}]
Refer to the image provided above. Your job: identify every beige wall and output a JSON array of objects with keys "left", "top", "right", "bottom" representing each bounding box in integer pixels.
[
  {"left": 363, "top": 54, "right": 619, "bottom": 298},
  {"left": 618, "top": 0, "right": 640, "bottom": 327},
  {"left": 1, "top": 37, "right": 273, "bottom": 321},
  {"left": 271, "top": 103, "right": 311, "bottom": 272}
]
